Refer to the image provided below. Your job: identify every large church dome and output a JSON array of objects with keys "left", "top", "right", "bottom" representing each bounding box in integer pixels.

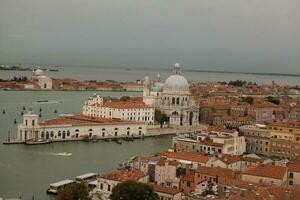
[
  {"left": 164, "top": 75, "right": 189, "bottom": 91},
  {"left": 163, "top": 63, "right": 189, "bottom": 91}
]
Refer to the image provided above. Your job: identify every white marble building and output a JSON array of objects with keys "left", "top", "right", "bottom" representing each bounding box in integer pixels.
[
  {"left": 16, "top": 109, "right": 147, "bottom": 142},
  {"left": 31, "top": 68, "right": 52, "bottom": 89},
  {"left": 82, "top": 95, "right": 155, "bottom": 125},
  {"left": 143, "top": 63, "right": 199, "bottom": 127}
]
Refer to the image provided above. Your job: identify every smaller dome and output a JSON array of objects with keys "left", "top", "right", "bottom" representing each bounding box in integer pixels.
[
  {"left": 34, "top": 68, "right": 43, "bottom": 76},
  {"left": 152, "top": 82, "right": 164, "bottom": 92},
  {"left": 174, "top": 63, "right": 180, "bottom": 68}
]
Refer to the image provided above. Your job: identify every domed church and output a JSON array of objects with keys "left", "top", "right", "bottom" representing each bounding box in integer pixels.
[{"left": 143, "top": 63, "right": 199, "bottom": 127}]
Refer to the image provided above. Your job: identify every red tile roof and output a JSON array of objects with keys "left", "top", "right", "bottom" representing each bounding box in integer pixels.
[
  {"left": 195, "top": 166, "right": 234, "bottom": 178},
  {"left": 288, "top": 160, "right": 300, "bottom": 173},
  {"left": 243, "top": 164, "right": 287, "bottom": 180},
  {"left": 39, "top": 114, "right": 143, "bottom": 126},
  {"left": 151, "top": 184, "right": 181, "bottom": 195},
  {"left": 100, "top": 100, "right": 152, "bottom": 109},
  {"left": 163, "top": 152, "right": 211, "bottom": 164},
  {"left": 100, "top": 170, "right": 146, "bottom": 182}
]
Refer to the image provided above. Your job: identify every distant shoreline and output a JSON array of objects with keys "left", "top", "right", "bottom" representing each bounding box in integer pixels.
[{"left": 184, "top": 69, "right": 300, "bottom": 77}]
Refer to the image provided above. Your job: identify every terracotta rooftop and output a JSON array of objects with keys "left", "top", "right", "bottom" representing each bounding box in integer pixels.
[
  {"left": 243, "top": 164, "right": 287, "bottom": 180},
  {"left": 99, "top": 99, "right": 152, "bottom": 109},
  {"left": 163, "top": 152, "right": 211, "bottom": 164},
  {"left": 218, "top": 154, "right": 242, "bottom": 164},
  {"left": 151, "top": 184, "right": 181, "bottom": 195},
  {"left": 219, "top": 186, "right": 300, "bottom": 200},
  {"left": 100, "top": 170, "right": 146, "bottom": 182},
  {"left": 157, "top": 157, "right": 167, "bottom": 166},
  {"left": 288, "top": 160, "right": 300, "bottom": 173},
  {"left": 195, "top": 166, "right": 234, "bottom": 178},
  {"left": 267, "top": 120, "right": 300, "bottom": 129},
  {"left": 39, "top": 114, "right": 144, "bottom": 126}
]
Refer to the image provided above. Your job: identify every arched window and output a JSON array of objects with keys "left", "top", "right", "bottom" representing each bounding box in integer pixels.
[
  {"left": 172, "top": 97, "right": 175, "bottom": 105},
  {"left": 176, "top": 97, "right": 180, "bottom": 105},
  {"left": 75, "top": 129, "right": 79, "bottom": 132},
  {"left": 89, "top": 129, "right": 93, "bottom": 132}
]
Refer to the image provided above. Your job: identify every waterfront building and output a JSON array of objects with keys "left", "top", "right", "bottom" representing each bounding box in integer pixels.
[
  {"left": 82, "top": 94, "right": 155, "bottom": 125},
  {"left": 31, "top": 67, "right": 53, "bottom": 90},
  {"left": 143, "top": 63, "right": 200, "bottom": 127},
  {"left": 16, "top": 109, "right": 147, "bottom": 143}
]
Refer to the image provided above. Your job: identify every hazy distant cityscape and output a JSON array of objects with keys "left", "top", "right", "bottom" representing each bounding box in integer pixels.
[{"left": 1, "top": 0, "right": 300, "bottom": 200}]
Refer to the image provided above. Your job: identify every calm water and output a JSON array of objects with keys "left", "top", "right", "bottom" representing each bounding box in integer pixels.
[
  {"left": 1, "top": 65, "right": 300, "bottom": 85},
  {"left": 0, "top": 91, "right": 173, "bottom": 199}
]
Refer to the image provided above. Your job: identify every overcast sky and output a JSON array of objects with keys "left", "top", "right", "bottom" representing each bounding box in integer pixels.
[{"left": 0, "top": 0, "right": 299, "bottom": 73}]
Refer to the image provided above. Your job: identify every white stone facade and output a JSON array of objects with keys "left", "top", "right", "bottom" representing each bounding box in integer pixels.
[
  {"left": 17, "top": 111, "right": 147, "bottom": 142},
  {"left": 82, "top": 95, "right": 155, "bottom": 125},
  {"left": 31, "top": 68, "right": 52, "bottom": 89},
  {"left": 143, "top": 63, "right": 199, "bottom": 127}
]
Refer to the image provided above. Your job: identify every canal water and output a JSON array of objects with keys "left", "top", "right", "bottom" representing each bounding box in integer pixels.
[{"left": 0, "top": 91, "right": 173, "bottom": 199}]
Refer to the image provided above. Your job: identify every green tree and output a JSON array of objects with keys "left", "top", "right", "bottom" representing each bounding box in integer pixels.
[
  {"left": 242, "top": 96, "right": 254, "bottom": 104},
  {"left": 110, "top": 181, "right": 159, "bottom": 200},
  {"left": 55, "top": 183, "right": 91, "bottom": 200},
  {"left": 176, "top": 167, "right": 186, "bottom": 177},
  {"left": 120, "top": 96, "right": 131, "bottom": 101},
  {"left": 266, "top": 96, "right": 280, "bottom": 105},
  {"left": 155, "top": 109, "right": 169, "bottom": 128}
]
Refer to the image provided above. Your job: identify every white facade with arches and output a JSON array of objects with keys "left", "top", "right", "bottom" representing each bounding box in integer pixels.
[
  {"left": 16, "top": 111, "right": 147, "bottom": 142},
  {"left": 143, "top": 63, "right": 199, "bottom": 127}
]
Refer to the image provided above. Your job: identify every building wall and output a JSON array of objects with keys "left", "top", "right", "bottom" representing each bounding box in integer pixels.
[
  {"left": 17, "top": 114, "right": 147, "bottom": 142},
  {"left": 241, "top": 174, "right": 286, "bottom": 186},
  {"left": 239, "top": 125, "right": 270, "bottom": 155},
  {"left": 155, "top": 191, "right": 182, "bottom": 200},
  {"left": 288, "top": 171, "right": 300, "bottom": 188},
  {"left": 82, "top": 97, "right": 155, "bottom": 125}
]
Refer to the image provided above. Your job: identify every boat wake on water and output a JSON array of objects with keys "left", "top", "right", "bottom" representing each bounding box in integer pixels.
[{"left": 39, "top": 152, "right": 72, "bottom": 157}]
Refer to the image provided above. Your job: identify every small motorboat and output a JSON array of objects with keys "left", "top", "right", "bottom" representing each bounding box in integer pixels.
[{"left": 25, "top": 139, "right": 51, "bottom": 145}]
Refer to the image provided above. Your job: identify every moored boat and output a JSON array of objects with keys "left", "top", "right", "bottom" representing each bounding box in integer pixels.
[
  {"left": 47, "top": 179, "right": 75, "bottom": 195},
  {"left": 25, "top": 139, "right": 51, "bottom": 145}
]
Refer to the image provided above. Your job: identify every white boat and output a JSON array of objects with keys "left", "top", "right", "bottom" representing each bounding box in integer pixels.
[
  {"left": 34, "top": 100, "right": 63, "bottom": 104},
  {"left": 47, "top": 179, "right": 75, "bottom": 194}
]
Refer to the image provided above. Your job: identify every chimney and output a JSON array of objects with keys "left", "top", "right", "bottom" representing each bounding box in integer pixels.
[
  {"left": 284, "top": 190, "right": 291, "bottom": 200},
  {"left": 255, "top": 192, "right": 261, "bottom": 200},
  {"left": 240, "top": 188, "right": 246, "bottom": 197},
  {"left": 269, "top": 194, "right": 276, "bottom": 200},
  {"left": 225, "top": 190, "right": 230, "bottom": 198}
]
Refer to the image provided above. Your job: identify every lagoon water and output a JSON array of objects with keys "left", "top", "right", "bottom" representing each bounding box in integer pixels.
[
  {"left": 1, "top": 65, "right": 300, "bottom": 85},
  {"left": 0, "top": 91, "right": 172, "bottom": 199},
  {"left": 0, "top": 65, "right": 299, "bottom": 199}
]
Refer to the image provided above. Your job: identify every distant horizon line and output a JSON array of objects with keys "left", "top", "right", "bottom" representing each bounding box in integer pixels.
[{"left": 1, "top": 61, "right": 300, "bottom": 78}]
